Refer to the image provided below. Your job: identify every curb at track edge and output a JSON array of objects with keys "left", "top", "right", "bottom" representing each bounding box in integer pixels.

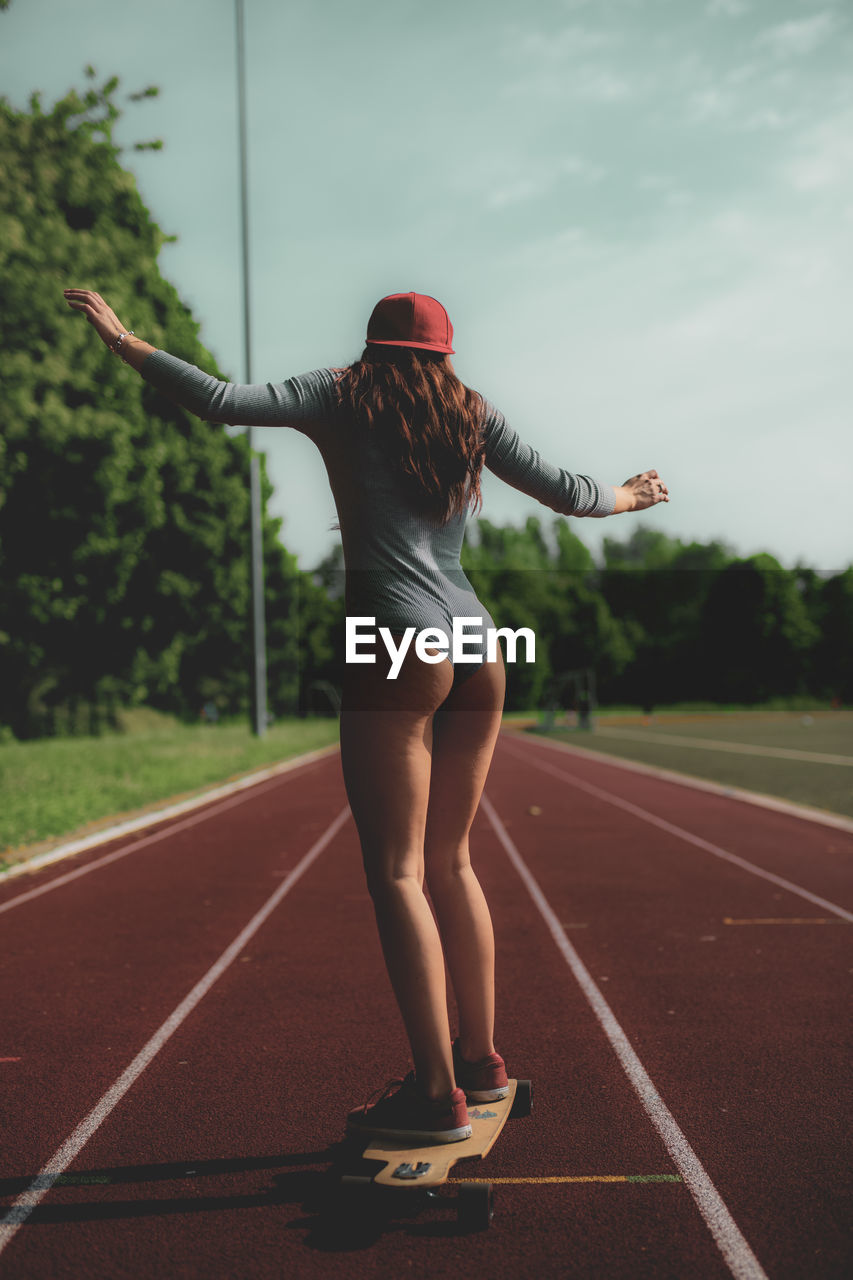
[
  {"left": 503, "top": 727, "right": 853, "bottom": 835},
  {"left": 0, "top": 743, "right": 342, "bottom": 883}
]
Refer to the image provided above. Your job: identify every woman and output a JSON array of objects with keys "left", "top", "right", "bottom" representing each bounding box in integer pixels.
[{"left": 63, "top": 287, "right": 669, "bottom": 1145}]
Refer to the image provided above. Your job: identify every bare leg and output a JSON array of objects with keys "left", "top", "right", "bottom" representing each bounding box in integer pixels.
[
  {"left": 425, "top": 654, "right": 506, "bottom": 1062},
  {"left": 339, "top": 643, "right": 457, "bottom": 1101}
]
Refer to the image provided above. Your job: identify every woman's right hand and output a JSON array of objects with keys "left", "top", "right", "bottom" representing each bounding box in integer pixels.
[{"left": 616, "top": 469, "right": 669, "bottom": 512}]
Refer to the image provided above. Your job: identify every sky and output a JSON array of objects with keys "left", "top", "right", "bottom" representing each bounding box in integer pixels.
[{"left": 2, "top": 0, "right": 851, "bottom": 572}]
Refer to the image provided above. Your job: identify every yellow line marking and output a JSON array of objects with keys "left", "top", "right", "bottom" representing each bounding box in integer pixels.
[
  {"left": 450, "top": 1175, "right": 682, "bottom": 1185},
  {"left": 723, "top": 917, "right": 849, "bottom": 926}
]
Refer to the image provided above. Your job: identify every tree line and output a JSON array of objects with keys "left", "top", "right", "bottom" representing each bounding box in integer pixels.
[
  {"left": 1, "top": 74, "right": 849, "bottom": 739},
  {"left": 461, "top": 521, "right": 851, "bottom": 711}
]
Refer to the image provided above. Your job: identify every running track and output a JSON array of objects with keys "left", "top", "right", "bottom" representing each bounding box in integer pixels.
[{"left": 1, "top": 730, "right": 850, "bottom": 1278}]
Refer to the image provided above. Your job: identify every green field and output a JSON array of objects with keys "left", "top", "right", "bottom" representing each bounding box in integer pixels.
[
  {"left": 529, "top": 710, "right": 853, "bottom": 819},
  {"left": 0, "top": 713, "right": 340, "bottom": 871}
]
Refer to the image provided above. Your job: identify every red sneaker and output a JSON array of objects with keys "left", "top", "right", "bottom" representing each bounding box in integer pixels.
[
  {"left": 346, "top": 1070, "right": 472, "bottom": 1144},
  {"left": 452, "top": 1039, "right": 510, "bottom": 1102}
]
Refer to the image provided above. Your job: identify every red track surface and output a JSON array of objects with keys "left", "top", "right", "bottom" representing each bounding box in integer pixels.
[{"left": 1, "top": 732, "right": 850, "bottom": 1278}]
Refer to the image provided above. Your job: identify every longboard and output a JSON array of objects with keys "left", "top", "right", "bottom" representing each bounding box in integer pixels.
[{"left": 340, "top": 1078, "right": 532, "bottom": 1229}]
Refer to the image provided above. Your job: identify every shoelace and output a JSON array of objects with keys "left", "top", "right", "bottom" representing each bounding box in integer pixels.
[{"left": 354, "top": 1071, "right": 415, "bottom": 1117}]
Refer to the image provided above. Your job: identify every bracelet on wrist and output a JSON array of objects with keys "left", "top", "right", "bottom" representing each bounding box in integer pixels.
[{"left": 112, "top": 330, "right": 135, "bottom": 359}]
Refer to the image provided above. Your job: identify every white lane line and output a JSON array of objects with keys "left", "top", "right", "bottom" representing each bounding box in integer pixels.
[
  {"left": 481, "top": 793, "right": 769, "bottom": 1280},
  {"left": 503, "top": 728, "right": 853, "bottom": 834},
  {"left": 0, "top": 757, "right": 333, "bottom": 917},
  {"left": 595, "top": 726, "right": 853, "bottom": 767},
  {"left": 502, "top": 741, "right": 853, "bottom": 924},
  {"left": 0, "top": 804, "right": 350, "bottom": 1258},
  {"left": 1, "top": 744, "right": 339, "bottom": 884}
]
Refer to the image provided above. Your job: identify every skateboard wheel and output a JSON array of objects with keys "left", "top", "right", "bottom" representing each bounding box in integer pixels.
[
  {"left": 510, "top": 1079, "right": 533, "bottom": 1118},
  {"left": 457, "top": 1181, "right": 494, "bottom": 1230}
]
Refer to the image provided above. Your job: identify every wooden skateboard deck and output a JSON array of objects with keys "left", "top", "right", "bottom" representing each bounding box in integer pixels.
[
  {"left": 364, "top": 1078, "right": 518, "bottom": 1189},
  {"left": 338, "top": 1079, "right": 532, "bottom": 1228}
]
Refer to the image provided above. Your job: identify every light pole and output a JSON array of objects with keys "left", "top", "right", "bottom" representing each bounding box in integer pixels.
[{"left": 235, "top": 0, "right": 268, "bottom": 737}]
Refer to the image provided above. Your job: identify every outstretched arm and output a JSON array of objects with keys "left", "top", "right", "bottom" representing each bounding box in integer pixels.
[
  {"left": 482, "top": 402, "right": 669, "bottom": 517},
  {"left": 63, "top": 288, "right": 336, "bottom": 430}
]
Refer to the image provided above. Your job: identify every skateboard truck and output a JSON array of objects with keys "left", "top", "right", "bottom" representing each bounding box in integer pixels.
[{"left": 392, "top": 1161, "right": 432, "bottom": 1180}]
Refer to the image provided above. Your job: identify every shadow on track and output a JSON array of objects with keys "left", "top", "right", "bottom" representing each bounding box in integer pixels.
[{"left": 1, "top": 1143, "right": 479, "bottom": 1246}]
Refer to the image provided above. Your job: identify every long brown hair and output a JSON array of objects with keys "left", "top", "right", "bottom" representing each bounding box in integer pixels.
[{"left": 335, "top": 346, "right": 486, "bottom": 523}]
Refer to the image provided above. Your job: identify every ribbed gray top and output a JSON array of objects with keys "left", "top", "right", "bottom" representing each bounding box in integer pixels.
[{"left": 140, "top": 351, "right": 615, "bottom": 653}]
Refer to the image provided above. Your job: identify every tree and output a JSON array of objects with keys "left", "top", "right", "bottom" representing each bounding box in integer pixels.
[
  {"left": 0, "top": 72, "right": 328, "bottom": 734},
  {"left": 600, "top": 528, "right": 735, "bottom": 703},
  {"left": 463, "top": 516, "right": 633, "bottom": 708},
  {"left": 812, "top": 568, "right": 853, "bottom": 701},
  {"left": 697, "top": 553, "right": 819, "bottom": 702}
]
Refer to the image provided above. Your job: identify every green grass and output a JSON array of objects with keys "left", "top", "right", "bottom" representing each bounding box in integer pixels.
[
  {"left": 528, "top": 709, "right": 853, "bottom": 819},
  {"left": 0, "top": 714, "right": 340, "bottom": 869}
]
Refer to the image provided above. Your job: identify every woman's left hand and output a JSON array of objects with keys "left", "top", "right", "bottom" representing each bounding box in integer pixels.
[{"left": 63, "top": 289, "right": 128, "bottom": 351}]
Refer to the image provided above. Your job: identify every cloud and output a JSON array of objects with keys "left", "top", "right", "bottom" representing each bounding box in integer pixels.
[
  {"left": 505, "top": 62, "right": 632, "bottom": 105},
  {"left": 487, "top": 177, "right": 548, "bottom": 210},
  {"left": 638, "top": 173, "right": 694, "bottom": 208},
  {"left": 782, "top": 111, "right": 853, "bottom": 191},
  {"left": 485, "top": 153, "right": 606, "bottom": 210},
  {"left": 756, "top": 13, "right": 838, "bottom": 59},
  {"left": 561, "top": 154, "right": 607, "bottom": 183},
  {"left": 500, "top": 21, "right": 632, "bottom": 105},
  {"left": 513, "top": 24, "right": 614, "bottom": 61},
  {"left": 477, "top": 192, "right": 852, "bottom": 569},
  {"left": 570, "top": 65, "right": 632, "bottom": 102},
  {"left": 743, "top": 107, "right": 790, "bottom": 132},
  {"left": 707, "top": 0, "right": 750, "bottom": 15},
  {"left": 687, "top": 86, "right": 736, "bottom": 123}
]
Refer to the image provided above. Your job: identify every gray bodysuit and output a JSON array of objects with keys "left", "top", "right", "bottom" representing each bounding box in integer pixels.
[{"left": 140, "top": 351, "right": 615, "bottom": 677}]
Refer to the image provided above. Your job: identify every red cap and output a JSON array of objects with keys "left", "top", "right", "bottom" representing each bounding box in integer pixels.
[{"left": 365, "top": 292, "right": 455, "bottom": 354}]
